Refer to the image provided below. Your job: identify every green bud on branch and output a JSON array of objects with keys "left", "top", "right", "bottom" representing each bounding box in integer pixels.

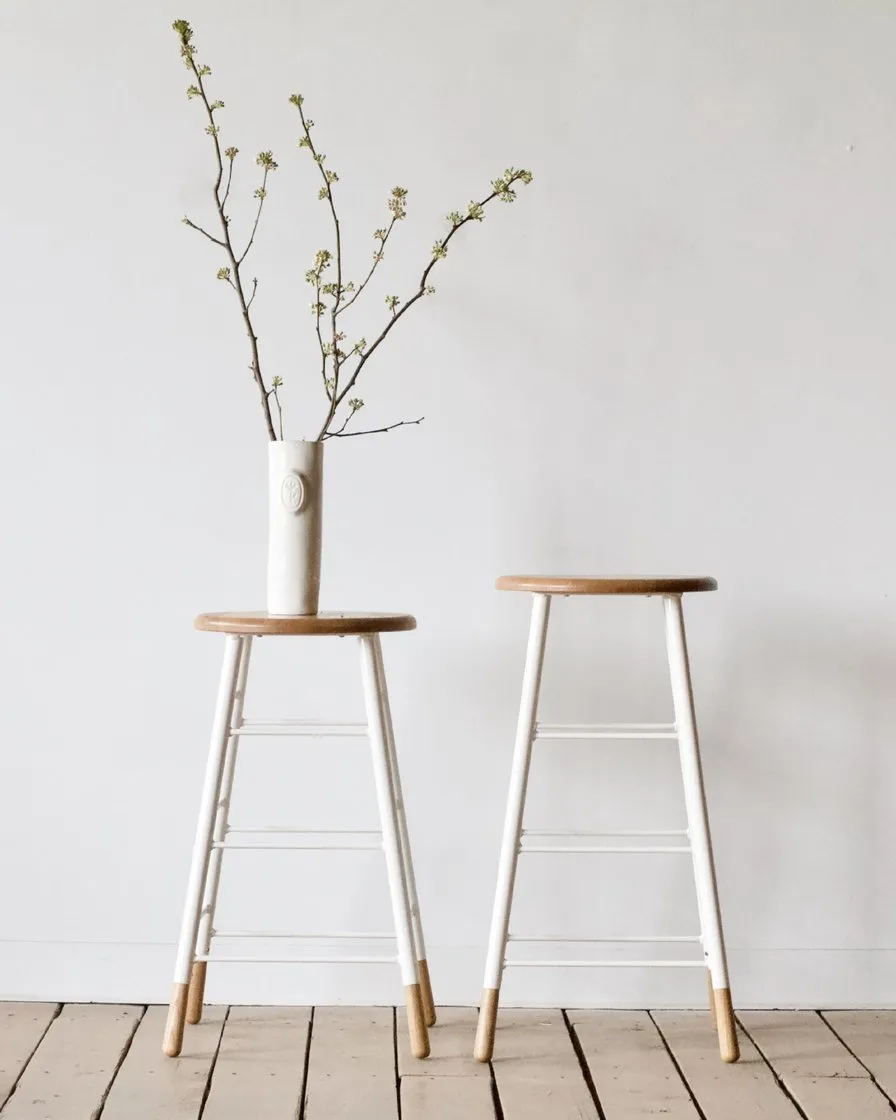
[{"left": 388, "top": 186, "right": 408, "bottom": 219}]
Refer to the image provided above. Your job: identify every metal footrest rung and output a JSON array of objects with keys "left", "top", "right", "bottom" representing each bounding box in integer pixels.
[
  {"left": 520, "top": 844, "right": 691, "bottom": 854},
  {"left": 212, "top": 930, "right": 395, "bottom": 940},
  {"left": 220, "top": 828, "right": 380, "bottom": 851},
  {"left": 504, "top": 958, "right": 705, "bottom": 969},
  {"left": 509, "top": 934, "right": 701, "bottom": 944},
  {"left": 213, "top": 840, "right": 382, "bottom": 851},
  {"left": 231, "top": 720, "right": 368, "bottom": 737},
  {"left": 226, "top": 827, "right": 381, "bottom": 836},
  {"left": 523, "top": 829, "right": 687, "bottom": 838},
  {"left": 196, "top": 954, "right": 397, "bottom": 965},
  {"left": 535, "top": 722, "right": 677, "bottom": 741}
]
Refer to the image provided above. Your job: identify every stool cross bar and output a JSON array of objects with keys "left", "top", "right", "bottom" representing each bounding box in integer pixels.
[{"left": 474, "top": 580, "right": 739, "bottom": 1064}]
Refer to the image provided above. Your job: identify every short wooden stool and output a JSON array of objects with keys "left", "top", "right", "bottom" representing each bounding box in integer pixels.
[
  {"left": 474, "top": 577, "right": 739, "bottom": 1064},
  {"left": 163, "top": 611, "right": 434, "bottom": 1060}
]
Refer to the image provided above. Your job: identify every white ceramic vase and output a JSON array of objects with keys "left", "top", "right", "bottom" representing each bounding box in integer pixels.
[{"left": 267, "top": 440, "right": 324, "bottom": 616}]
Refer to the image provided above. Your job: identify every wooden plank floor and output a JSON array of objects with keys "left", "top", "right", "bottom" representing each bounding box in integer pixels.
[{"left": 2, "top": 1004, "right": 896, "bottom": 1118}]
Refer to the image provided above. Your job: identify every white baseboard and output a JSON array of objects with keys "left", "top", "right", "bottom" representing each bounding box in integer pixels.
[{"left": 1, "top": 943, "right": 895, "bottom": 1009}]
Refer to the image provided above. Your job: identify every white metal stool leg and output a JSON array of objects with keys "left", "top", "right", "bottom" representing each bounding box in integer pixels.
[
  {"left": 163, "top": 634, "right": 243, "bottom": 1057},
  {"left": 371, "top": 638, "right": 436, "bottom": 1027},
  {"left": 663, "top": 595, "right": 739, "bottom": 1063},
  {"left": 359, "top": 635, "right": 430, "bottom": 1059},
  {"left": 186, "top": 635, "right": 253, "bottom": 1025},
  {"left": 474, "top": 593, "right": 552, "bottom": 1062}
]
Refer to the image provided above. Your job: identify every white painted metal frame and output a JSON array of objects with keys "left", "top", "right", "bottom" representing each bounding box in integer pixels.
[
  {"left": 164, "top": 628, "right": 431, "bottom": 1059},
  {"left": 663, "top": 595, "right": 731, "bottom": 994},
  {"left": 163, "top": 633, "right": 243, "bottom": 1056},
  {"left": 371, "top": 636, "right": 431, "bottom": 991},
  {"left": 358, "top": 635, "right": 421, "bottom": 991},
  {"left": 475, "top": 591, "right": 736, "bottom": 1062},
  {"left": 170, "top": 634, "right": 243, "bottom": 995},
  {"left": 193, "top": 636, "right": 253, "bottom": 969},
  {"left": 536, "top": 723, "right": 678, "bottom": 740},
  {"left": 479, "top": 593, "right": 552, "bottom": 994},
  {"left": 235, "top": 720, "right": 368, "bottom": 736}
]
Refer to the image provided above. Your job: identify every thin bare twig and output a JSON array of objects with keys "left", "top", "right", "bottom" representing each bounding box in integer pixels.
[
  {"left": 323, "top": 415, "right": 424, "bottom": 439},
  {"left": 221, "top": 157, "right": 235, "bottom": 209},
  {"left": 182, "top": 217, "right": 226, "bottom": 247},
  {"left": 325, "top": 409, "right": 354, "bottom": 437},
  {"left": 177, "top": 23, "right": 277, "bottom": 441},
  {"left": 337, "top": 215, "right": 397, "bottom": 316},
  {"left": 312, "top": 277, "right": 331, "bottom": 399},
  {"left": 294, "top": 98, "right": 344, "bottom": 432},
  {"left": 238, "top": 166, "right": 270, "bottom": 265},
  {"left": 269, "top": 385, "right": 284, "bottom": 439}
]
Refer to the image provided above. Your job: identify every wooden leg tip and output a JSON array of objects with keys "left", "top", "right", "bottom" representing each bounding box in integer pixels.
[
  {"left": 474, "top": 988, "right": 499, "bottom": 1063},
  {"left": 418, "top": 959, "right": 437, "bottom": 1027},
  {"left": 162, "top": 982, "right": 189, "bottom": 1058},
  {"left": 411, "top": 1036, "right": 431, "bottom": 1060},
  {"left": 186, "top": 961, "right": 207, "bottom": 1025},
  {"left": 405, "top": 983, "right": 430, "bottom": 1060},
  {"left": 712, "top": 987, "right": 740, "bottom": 1063}
]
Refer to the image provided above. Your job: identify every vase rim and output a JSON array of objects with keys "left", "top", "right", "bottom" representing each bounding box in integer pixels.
[{"left": 269, "top": 438, "right": 323, "bottom": 446}]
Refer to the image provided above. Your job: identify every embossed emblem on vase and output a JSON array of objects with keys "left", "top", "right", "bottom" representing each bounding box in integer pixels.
[{"left": 280, "top": 472, "right": 306, "bottom": 514}]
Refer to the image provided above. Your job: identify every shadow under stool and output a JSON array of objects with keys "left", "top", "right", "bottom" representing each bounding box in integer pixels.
[
  {"left": 162, "top": 610, "right": 434, "bottom": 1060},
  {"left": 474, "top": 576, "right": 739, "bottom": 1064}
]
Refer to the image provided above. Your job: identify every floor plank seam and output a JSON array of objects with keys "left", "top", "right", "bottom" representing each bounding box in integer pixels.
[
  {"left": 393, "top": 1006, "right": 402, "bottom": 1120},
  {"left": 816, "top": 1011, "right": 896, "bottom": 1110},
  {"left": 488, "top": 1058, "right": 505, "bottom": 1120},
  {"left": 296, "top": 1004, "right": 315, "bottom": 1120},
  {"left": 93, "top": 1004, "right": 146, "bottom": 1120},
  {"left": 561, "top": 1008, "right": 608, "bottom": 1120},
  {"left": 735, "top": 1015, "right": 812, "bottom": 1120},
  {"left": 0, "top": 1001, "right": 63, "bottom": 1113},
  {"left": 648, "top": 1010, "right": 710, "bottom": 1120},
  {"left": 196, "top": 1004, "right": 231, "bottom": 1120}
]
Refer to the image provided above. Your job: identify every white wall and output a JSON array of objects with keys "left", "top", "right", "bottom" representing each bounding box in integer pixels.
[{"left": 2, "top": 0, "right": 896, "bottom": 1009}]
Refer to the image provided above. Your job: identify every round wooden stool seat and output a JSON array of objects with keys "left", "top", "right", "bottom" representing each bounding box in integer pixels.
[
  {"left": 496, "top": 575, "right": 717, "bottom": 596},
  {"left": 194, "top": 611, "right": 417, "bottom": 636}
]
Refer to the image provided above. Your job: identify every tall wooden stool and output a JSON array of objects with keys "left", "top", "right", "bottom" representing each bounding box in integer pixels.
[
  {"left": 474, "top": 577, "right": 739, "bottom": 1064},
  {"left": 163, "top": 611, "right": 434, "bottom": 1060}
]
